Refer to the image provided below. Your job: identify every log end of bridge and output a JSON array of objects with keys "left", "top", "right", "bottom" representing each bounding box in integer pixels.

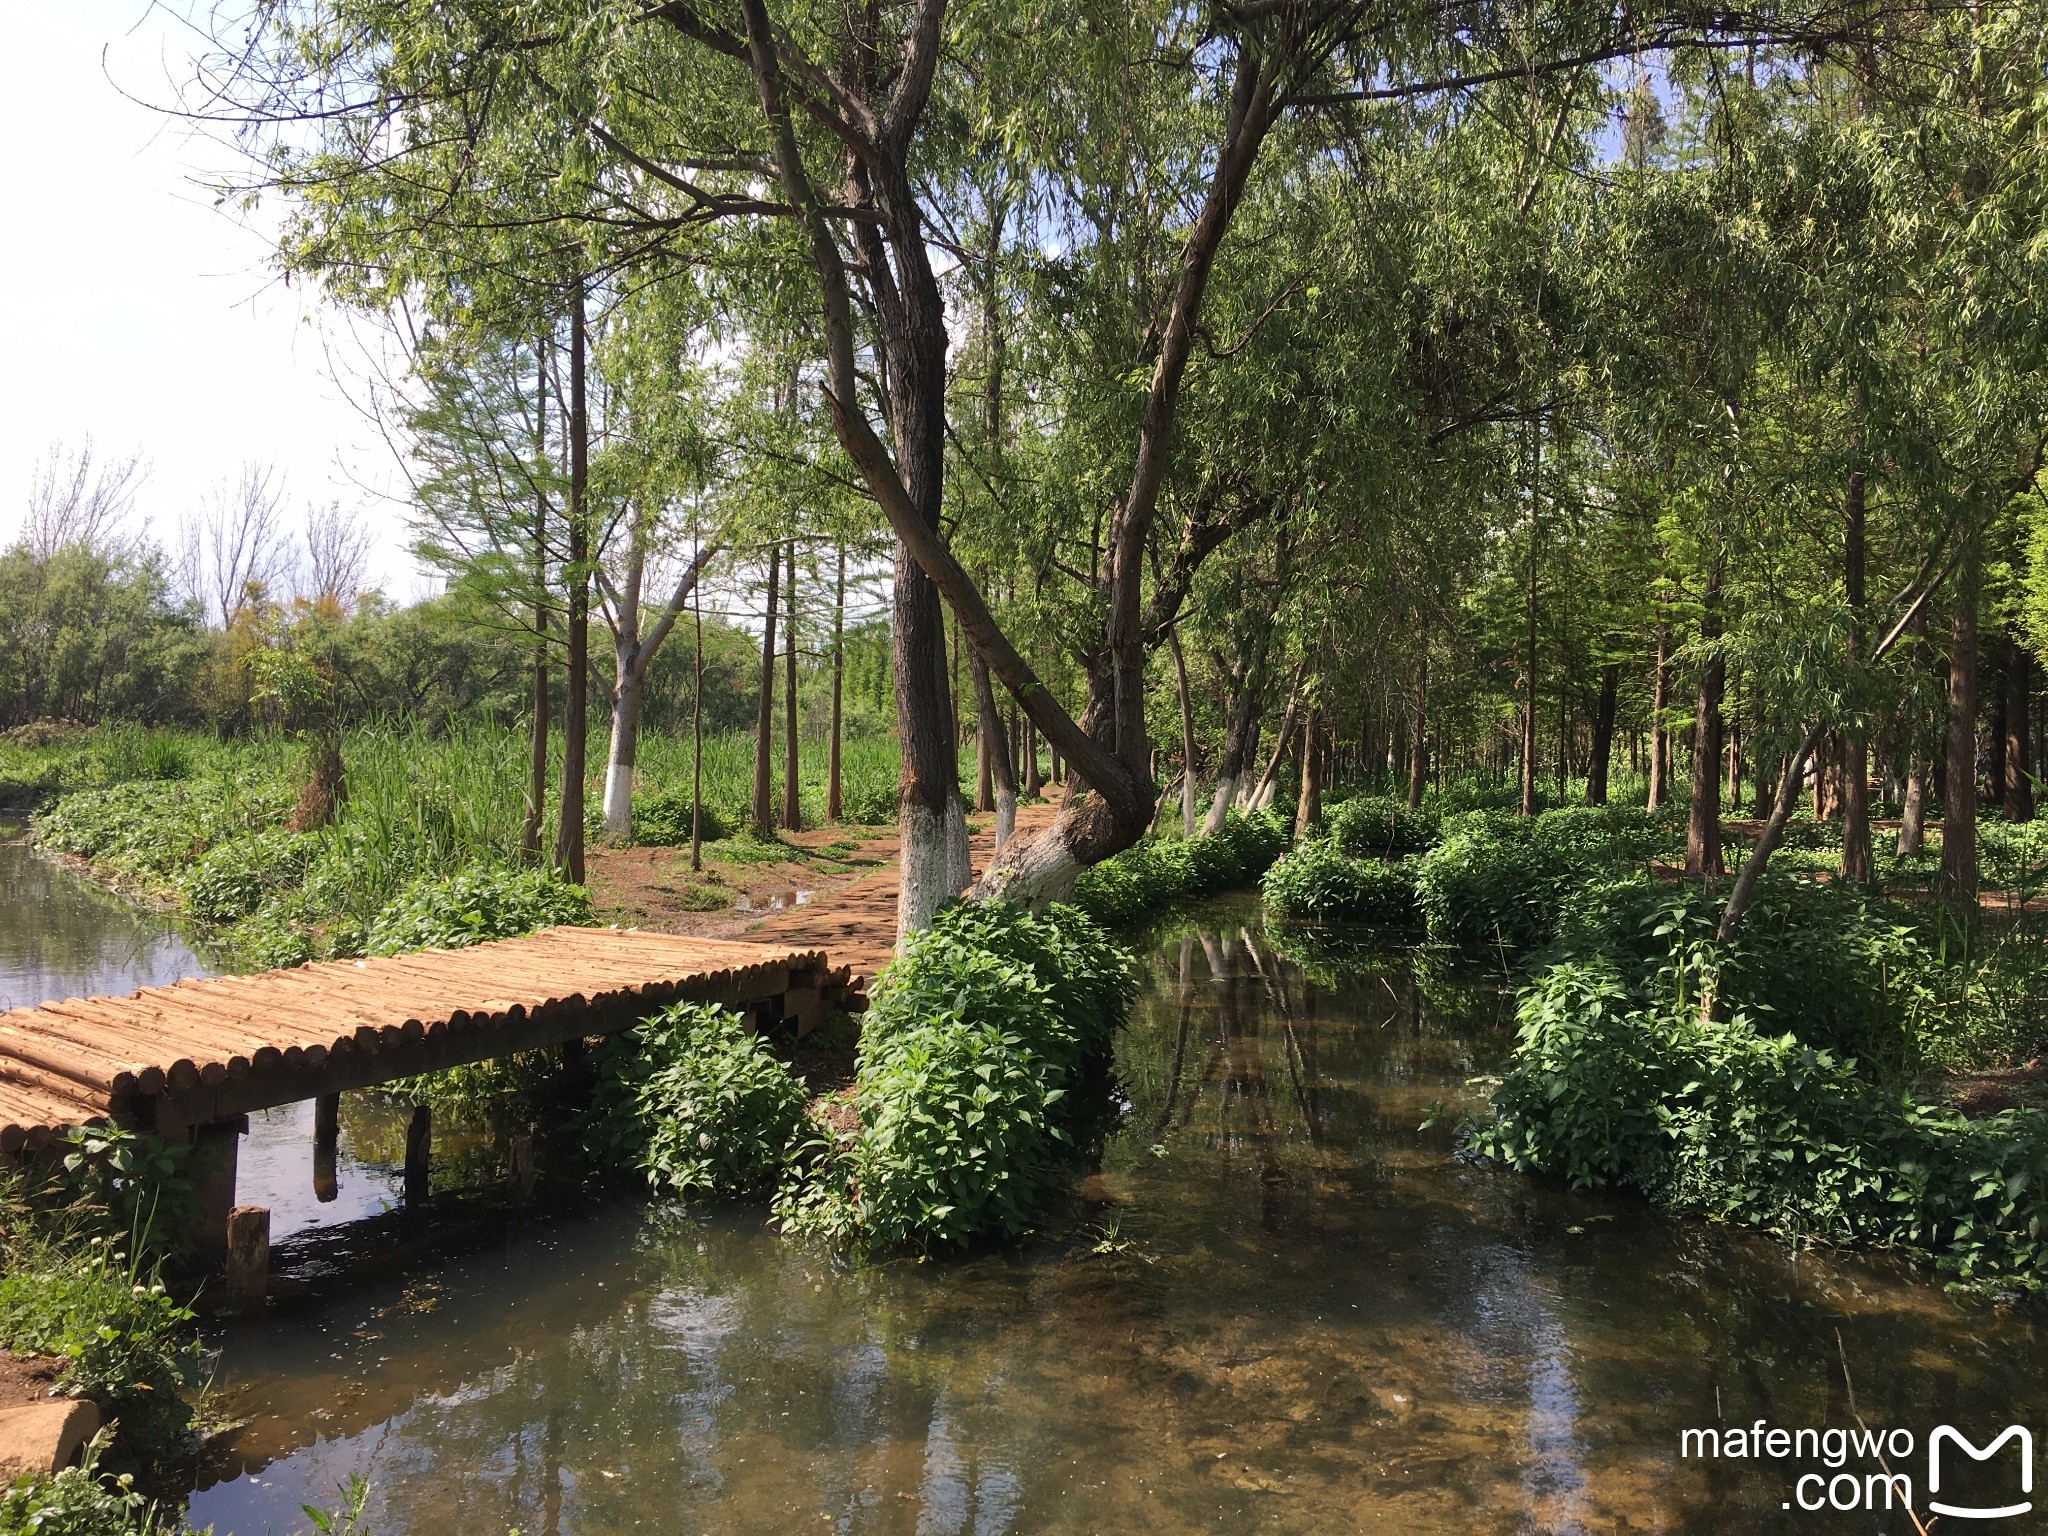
[{"left": 0, "top": 927, "right": 863, "bottom": 1155}]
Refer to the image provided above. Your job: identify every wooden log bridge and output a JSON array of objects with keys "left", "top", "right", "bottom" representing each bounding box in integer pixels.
[{"left": 0, "top": 928, "right": 859, "bottom": 1253}]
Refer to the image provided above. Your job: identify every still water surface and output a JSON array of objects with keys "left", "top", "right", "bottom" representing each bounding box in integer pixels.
[{"left": 6, "top": 831, "right": 2045, "bottom": 1532}]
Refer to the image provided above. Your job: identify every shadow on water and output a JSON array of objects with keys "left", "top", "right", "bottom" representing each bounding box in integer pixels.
[{"left": 8, "top": 844, "right": 2041, "bottom": 1533}]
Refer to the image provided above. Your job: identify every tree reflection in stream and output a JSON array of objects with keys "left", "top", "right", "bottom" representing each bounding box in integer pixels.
[{"left": 187, "top": 897, "right": 2048, "bottom": 1534}]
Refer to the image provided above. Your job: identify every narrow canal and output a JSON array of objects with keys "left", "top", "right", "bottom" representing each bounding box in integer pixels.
[{"left": 7, "top": 829, "right": 2044, "bottom": 1532}]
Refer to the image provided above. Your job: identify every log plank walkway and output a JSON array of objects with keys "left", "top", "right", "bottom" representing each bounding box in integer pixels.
[{"left": 0, "top": 928, "right": 855, "bottom": 1154}]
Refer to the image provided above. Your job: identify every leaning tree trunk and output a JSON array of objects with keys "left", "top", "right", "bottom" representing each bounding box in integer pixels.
[
  {"left": 1202, "top": 652, "right": 1269, "bottom": 835},
  {"left": 1171, "top": 630, "right": 1198, "bottom": 837},
  {"left": 1941, "top": 537, "right": 1980, "bottom": 921}
]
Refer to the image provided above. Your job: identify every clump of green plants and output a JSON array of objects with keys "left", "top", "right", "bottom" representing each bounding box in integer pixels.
[
  {"left": 1470, "top": 959, "right": 2048, "bottom": 1292},
  {"left": 1549, "top": 872, "right": 1933, "bottom": 1081},
  {"left": 0, "top": 1431, "right": 171, "bottom": 1536},
  {"left": 1069, "top": 810, "right": 1289, "bottom": 927},
  {"left": 177, "top": 829, "right": 319, "bottom": 923},
  {"left": 584, "top": 1002, "right": 810, "bottom": 1199},
  {"left": 1260, "top": 840, "right": 1420, "bottom": 924},
  {"left": 0, "top": 1131, "right": 207, "bottom": 1472},
  {"left": 354, "top": 866, "right": 592, "bottom": 956},
  {"left": 778, "top": 902, "right": 1139, "bottom": 1251},
  {"left": 1326, "top": 794, "right": 1440, "bottom": 856},
  {"left": 1413, "top": 805, "right": 1673, "bottom": 951},
  {"left": 629, "top": 786, "right": 730, "bottom": 846}
]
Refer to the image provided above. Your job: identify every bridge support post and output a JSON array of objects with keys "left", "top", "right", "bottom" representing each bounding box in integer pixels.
[
  {"left": 506, "top": 1132, "right": 536, "bottom": 1201},
  {"left": 312, "top": 1094, "right": 339, "bottom": 1204},
  {"left": 404, "top": 1104, "right": 431, "bottom": 1202},
  {"left": 187, "top": 1117, "right": 247, "bottom": 1266},
  {"left": 225, "top": 1205, "right": 269, "bottom": 1312}
]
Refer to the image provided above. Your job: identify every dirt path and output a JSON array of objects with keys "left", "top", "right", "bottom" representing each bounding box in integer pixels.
[{"left": 585, "top": 801, "right": 1062, "bottom": 987}]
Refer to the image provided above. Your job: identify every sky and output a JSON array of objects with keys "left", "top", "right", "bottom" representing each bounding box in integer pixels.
[{"left": 0, "top": 2, "right": 426, "bottom": 597}]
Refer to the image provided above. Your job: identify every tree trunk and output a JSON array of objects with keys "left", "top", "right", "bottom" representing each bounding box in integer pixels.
[
  {"left": 1407, "top": 656, "right": 1429, "bottom": 812},
  {"left": 522, "top": 343, "right": 549, "bottom": 862},
  {"left": 1585, "top": 662, "right": 1617, "bottom": 806},
  {"left": 1842, "top": 467, "right": 1871, "bottom": 884},
  {"left": 828, "top": 547, "right": 845, "bottom": 823},
  {"left": 1023, "top": 713, "right": 1043, "bottom": 797},
  {"left": 602, "top": 665, "right": 643, "bottom": 838},
  {"left": 2008, "top": 645, "right": 2035, "bottom": 821},
  {"left": 1941, "top": 536, "right": 1980, "bottom": 919},
  {"left": 783, "top": 540, "right": 801, "bottom": 830},
  {"left": 1294, "top": 703, "right": 1323, "bottom": 839},
  {"left": 1202, "top": 647, "right": 1272, "bottom": 835},
  {"left": 751, "top": 551, "right": 780, "bottom": 836},
  {"left": 1171, "top": 629, "right": 1198, "bottom": 837},
  {"left": 1898, "top": 604, "right": 1931, "bottom": 855},
  {"left": 552, "top": 287, "right": 589, "bottom": 885},
  {"left": 1647, "top": 618, "right": 1670, "bottom": 811},
  {"left": 1684, "top": 552, "right": 1724, "bottom": 878},
  {"left": 971, "top": 650, "right": 1017, "bottom": 851},
  {"left": 691, "top": 557, "right": 704, "bottom": 872},
  {"left": 1248, "top": 670, "right": 1306, "bottom": 812},
  {"left": 1520, "top": 499, "right": 1539, "bottom": 818}
]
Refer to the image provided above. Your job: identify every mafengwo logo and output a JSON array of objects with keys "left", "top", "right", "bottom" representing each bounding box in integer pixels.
[{"left": 1679, "top": 1420, "right": 2034, "bottom": 1518}]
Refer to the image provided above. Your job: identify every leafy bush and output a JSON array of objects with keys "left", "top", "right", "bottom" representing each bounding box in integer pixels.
[
  {"left": 35, "top": 777, "right": 291, "bottom": 884},
  {"left": 1549, "top": 873, "right": 1931, "bottom": 1081},
  {"left": 90, "top": 726, "right": 192, "bottom": 786},
  {"left": 357, "top": 866, "right": 592, "bottom": 956},
  {"left": 0, "top": 1252, "right": 203, "bottom": 1467},
  {"left": 177, "top": 830, "right": 319, "bottom": 923},
  {"left": 780, "top": 902, "right": 1138, "bottom": 1250},
  {"left": 1327, "top": 795, "right": 1440, "bottom": 857},
  {"left": 1414, "top": 805, "right": 1673, "bottom": 951},
  {"left": 630, "top": 786, "right": 730, "bottom": 846},
  {"left": 1260, "top": 841, "right": 1419, "bottom": 924},
  {"left": 584, "top": 1002, "right": 809, "bottom": 1199},
  {"left": 1068, "top": 810, "right": 1288, "bottom": 927},
  {"left": 1472, "top": 961, "right": 2048, "bottom": 1291}
]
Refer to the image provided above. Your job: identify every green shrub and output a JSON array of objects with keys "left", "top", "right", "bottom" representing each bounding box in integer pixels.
[
  {"left": 630, "top": 786, "right": 731, "bottom": 846},
  {"left": 1068, "top": 810, "right": 1289, "bottom": 928},
  {"left": 177, "top": 830, "right": 320, "bottom": 923},
  {"left": 35, "top": 777, "right": 291, "bottom": 883},
  {"left": 1414, "top": 805, "right": 1672, "bottom": 951},
  {"left": 1548, "top": 873, "right": 1930, "bottom": 1081},
  {"left": 780, "top": 902, "right": 1138, "bottom": 1250},
  {"left": 0, "top": 1253, "right": 203, "bottom": 1467},
  {"left": 357, "top": 866, "right": 592, "bottom": 956},
  {"left": 1260, "top": 841, "right": 1419, "bottom": 924},
  {"left": 1472, "top": 961, "right": 2048, "bottom": 1291},
  {"left": 584, "top": 1002, "right": 809, "bottom": 1199},
  {"left": 1327, "top": 795, "right": 1440, "bottom": 856},
  {"left": 90, "top": 726, "right": 193, "bottom": 786}
]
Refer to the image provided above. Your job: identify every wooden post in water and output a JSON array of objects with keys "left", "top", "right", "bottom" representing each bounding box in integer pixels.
[
  {"left": 404, "top": 1104, "right": 432, "bottom": 1203},
  {"left": 188, "top": 1117, "right": 246, "bottom": 1265},
  {"left": 507, "top": 1132, "right": 537, "bottom": 1201},
  {"left": 225, "top": 1205, "right": 269, "bottom": 1313},
  {"left": 313, "top": 1093, "right": 339, "bottom": 1204}
]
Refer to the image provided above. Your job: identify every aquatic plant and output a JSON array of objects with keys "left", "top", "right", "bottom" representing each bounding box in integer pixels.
[
  {"left": 779, "top": 902, "right": 1138, "bottom": 1250},
  {"left": 1069, "top": 810, "right": 1289, "bottom": 928},
  {"left": 1325, "top": 795, "right": 1440, "bottom": 857},
  {"left": 1259, "top": 841, "right": 1420, "bottom": 924},
  {"left": 584, "top": 1002, "right": 810, "bottom": 1199},
  {"left": 1473, "top": 959, "right": 2048, "bottom": 1293}
]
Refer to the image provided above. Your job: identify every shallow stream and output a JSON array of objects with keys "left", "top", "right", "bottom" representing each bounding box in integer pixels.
[{"left": 7, "top": 829, "right": 2047, "bottom": 1532}]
